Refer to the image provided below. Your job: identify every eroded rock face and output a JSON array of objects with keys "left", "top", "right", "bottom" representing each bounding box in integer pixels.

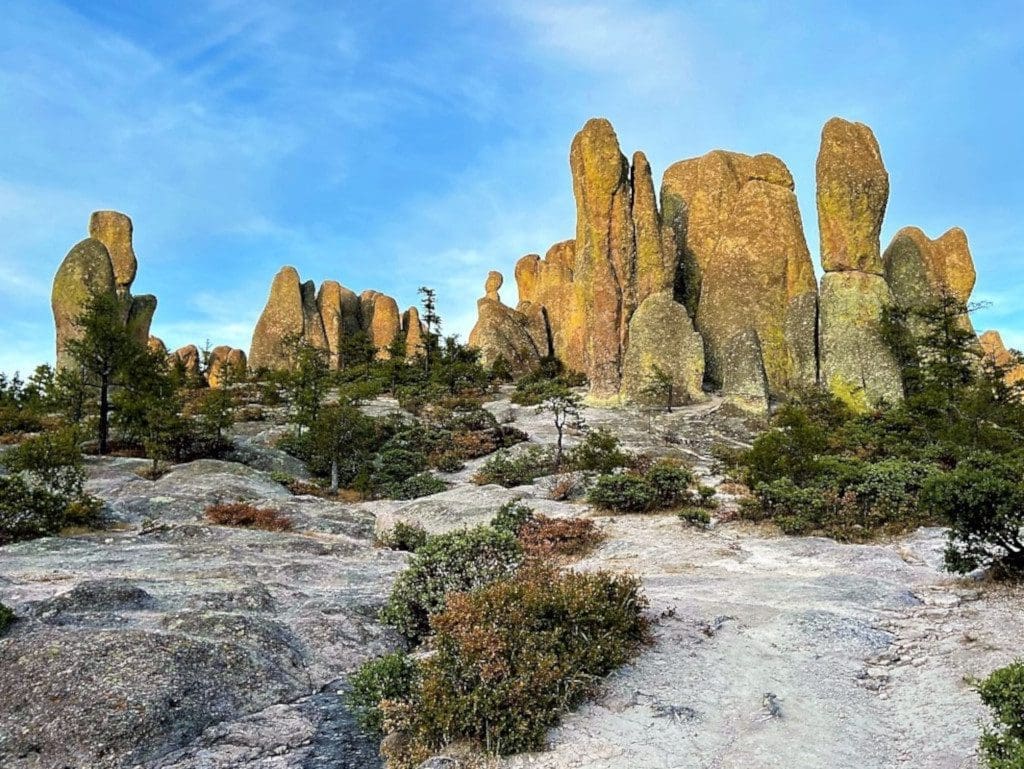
[
  {"left": 170, "top": 344, "right": 202, "bottom": 379},
  {"left": 620, "top": 291, "right": 704, "bottom": 406},
  {"left": 721, "top": 327, "right": 770, "bottom": 413},
  {"left": 208, "top": 346, "right": 247, "bottom": 389},
  {"left": 126, "top": 294, "right": 158, "bottom": 347},
  {"left": 468, "top": 273, "right": 540, "bottom": 375},
  {"left": 514, "top": 240, "right": 577, "bottom": 364},
  {"left": 819, "top": 272, "right": 904, "bottom": 405},
  {"left": 249, "top": 267, "right": 305, "bottom": 372},
  {"left": 403, "top": 306, "right": 426, "bottom": 361},
  {"left": 661, "top": 150, "right": 794, "bottom": 315},
  {"left": 632, "top": 151, "right": 672, "bottom": 303},
  {"left": 696, "top": 179, "right": 818, "bottom": 397},
  {"left": 148, "top": 336, "right": 168, "bottom": 357},
  {"left": 362, "top": 291, "right": 402, "bottom": 360},
  {"left": 300, "top": 280, "right": 329, "bottom": 354},
  {"left": 52, "top": 237, "right": 117, "bottom": 371},
  {"left": 317, "top": 280, "right": 361, "bottom": 369},
  {"left": 88, "top": 210, "right": 138, "bottom": 294},
  {"left": 816, "top": 118, "right": 889, "bottom": 274},
  {"left": 883, "top": 226, "right": 976, "bottom": 309},
  {"left": 570, "top": 118, "right": 637, "bottom": 398},
  {"left": 979, "top": 330, "right": 1024, "bottom": 387}
]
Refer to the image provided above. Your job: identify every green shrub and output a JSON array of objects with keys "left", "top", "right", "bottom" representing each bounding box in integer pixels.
[
  {"left": 385, "top": 472, "right": 448, "bottom": 500},
  {"left": 923, "top": 453, "right": 1024, "bottom": 576},
  {"left": 694, "top": 485, "right": 718, "bottom": 508},
  {"left": 644, "top": 463, "right": 693, "bottom": 507},
  {"left": 347, "top": 652, "right": 420, "bottom": 735},
  {"left": 567, "top": 428, "right": 630, "bottom": 473},
  {"left": 384, "top": 566, "right": 648, "bottom": 761},
  {"left": 976, "top": 660, "right": 1024, "bottom": 768},
  {"left": 0, "top": 601, "right": 14, "bottom": 635},
  {"left": 377, "top": 521, "right": 429, "bottom": 553},
  {"left": 473, "top": 446, "right": 554, "bottom": 488},
  {"left": 371, "top": 448, "right": 429, "bottom": 491},
  {"left": 490, "top": 499, "right": 535, "bottom": 536},
  {"left": 380, "top": 525, "right": 523, "bottom": 642},
  {"left": 587, "top": 474, "right": 656, "bottom": 512},
  {"left": 0, "top": 475, "right": 68, "bottom": 545},
  {"left": 433, "top": 452, "right": 465, "bottom": 473},
  {"left": 678, "top": 507, "right": 711, "bottom": 527}
]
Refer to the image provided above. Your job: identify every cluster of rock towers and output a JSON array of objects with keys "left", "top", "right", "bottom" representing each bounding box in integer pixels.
[
  {"left": 50, "top": 119, "right": 1022, "bottom": 404},
  {"left": 468, "top": 116, "right": 1007, "bottom": 410},
  {"left": 247, "top": 266, "right": 424, "bottom": 371}
]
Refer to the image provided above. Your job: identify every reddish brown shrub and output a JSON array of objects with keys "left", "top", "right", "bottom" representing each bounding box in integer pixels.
[
  {"left": 205, "top": 502, "right": 293, "bottom": 531},
  {"left": 518, "top": 515, "right": 604, "bottom": 559}
]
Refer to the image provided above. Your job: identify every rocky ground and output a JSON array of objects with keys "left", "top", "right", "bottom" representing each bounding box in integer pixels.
[{"left": 1, "top": 393, "right": 1022, "bottom": 769}]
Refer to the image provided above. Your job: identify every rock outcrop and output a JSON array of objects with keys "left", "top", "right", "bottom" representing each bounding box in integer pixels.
[
  {"left": 620, "top": 291, "right": 704, "bottom": 406},
  {"left": 815, "top": 118, "right": 903, "bottom": 405},
  {"left": 883, "top": 226, "right": 976, "bottom": 314},
  {"left": 169, "top": 344, "right": 202, "bottom": 379},
  {"left": 249, "top": 269, "right": 410, "bottom": 371},
  {"left": 979, "top": 330, "right": 1024, "bottom": 388},
  {"left": 248, "top": 267, "right": 305, "bottom": 371},
  {"left": 88, "top": 210, "right": 138, "bottom": 295},
  {"left": 468, "top": 273, "right": 540, "bottom": 375},
  {"left": 695, "top": 178, "right": 818, "bottom": 399},
  {"left": 816, "top": 118, "right": 889, "bottom": 274},
  {"left": 207, "top": 346, "right": 248, "bottom": 388},
  {"left": 403, "top": 307, "right": 426, "bottom": 361},
  {"left": 52, "top": 212, "right": 158, "bottom": 371},
  {"left": 661, "top": 150, "right": 794, "bottom": 316},
  {"left": 148, "top": 336, "right": 168, "bottom": 357}
]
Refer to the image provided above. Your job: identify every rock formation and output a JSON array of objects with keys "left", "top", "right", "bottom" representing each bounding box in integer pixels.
[
  {"left": 360, "top": 291, "right": 402, "bottom": 360},
  {"left": 207, "top": 346, "right": 248, "bottom": 389},
  {"left": 248, "top": 267, "right": 306, "bottom": 371},
  {"left": 52, "top": 212, "right": 158, "bottom": 371},
  {"left": 467, "top": 273, "right": 540, "bottom": 375},
  {"left": 169, "top": 344, "right": 202, "bottom": 379},
  {"left": 620, "top": 291, "right": 704, "bottom": 406},
  {"left": 88, "top": 210, "right": 138, "bottom": 295},
  {"left": 883, "top": 227, "right": 977, "bottom": 330},
  {"left": 248, "top": 268, "right": 406, "bottom": 371},
  {"left": 694, "top": 177, "right": 818, "bottom": 401},
  {"left": 661, "top": 150, "right": 794, "bottom": 317},
  {"left": 148, "top": 336, "right": 168, "bottom": 357},
  {"left": 816, "top": 118, "right": 903, "bottom": 405},
  {"left": 569, "top": 118, "right": 637, "bottom": 398},
  {"left": 979, "top": 330, "right": 1024, "bottom": 388},
  {"left": 403, "top": 307, "right": 426, "bottom": 361},
  {"left": 316, "top": 280, "right": 360, "bottom": 369},
  {"left": 513, "top": 240, "right": 577, "bottom": 364}
]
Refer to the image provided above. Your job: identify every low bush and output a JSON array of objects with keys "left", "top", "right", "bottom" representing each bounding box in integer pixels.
[
  {"left": 975, "top": 660, "right": 1024, "bottom": 767},
  {"left": 567, "top": 428, "right": 631, "bottom": 474},
  {"left": 473, "top": 445, "right": 555, "bottom": 488},
  {"left": 378, "top": 521, "right": 430, "bottom": 553},
  {"left": 205, "top": 502, "right": 294, "bottom": 532},
  {"left": 385, "top": 472, "right": 448, "bottom": 500},
  {"left": 0, "top": 475, "right": 68, "bottom": 545},
  {"left": 380, "top": 525, "right": 523, "bottom": 642},
  {"left": 518, "top": 515, "right": 604, "bottom": 559},
  {"left": 0, "top": 601, "right": 14, "bottom": 635},
  {"left": 432, "top": 452, "right": 465, "bottom": 473},
  {"left": 371, "top": 448, "right": 429, "bottom": 491},
  {"left": 587, "top": 473, "right": 656, "bottom": 512},
  {"left": 347, "top": 651, "right": 420, "bottom": 735},
  {"left": 678, "top": 507, "right": 712, "bottom": 527},
  {"left": 381, "top": 566, "right": 648, "bottom": 763},
  {"left": 923, "top": 453, "right": 1024, "bottom": 576},
  {"left": 490, "top": 499, "right": 535, "bottom": 536},
  {"left": 587, "top": 462, "right": 694, "bottom": 513}
]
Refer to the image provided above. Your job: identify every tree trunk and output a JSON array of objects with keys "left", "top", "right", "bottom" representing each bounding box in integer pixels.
[{"left": 331, "top": 458, "right": 340, "bottom": 493}]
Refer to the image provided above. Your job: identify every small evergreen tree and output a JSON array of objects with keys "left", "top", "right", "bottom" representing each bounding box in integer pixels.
[
  {"left": 418, "top": 286, "right": 441, "bottom": 374},
  {"left": 281, "top": 334, "right": 330, "bottom": 436},
  {"left": 641, "top": 364, "right": 675, "bottom": 413},
  {"left": 536, "top": 383, "right": 584, "bottom": 468},
  {"left": 64, "top": 294, "right": 146, "bottom": 454},
  {"left": 310, "top": 403, "right": 377, "bottom": 492}
]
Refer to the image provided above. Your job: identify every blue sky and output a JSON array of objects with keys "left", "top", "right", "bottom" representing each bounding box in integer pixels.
[{"left": 1, "top": 0, "right": 1022, "bottom": 375}]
